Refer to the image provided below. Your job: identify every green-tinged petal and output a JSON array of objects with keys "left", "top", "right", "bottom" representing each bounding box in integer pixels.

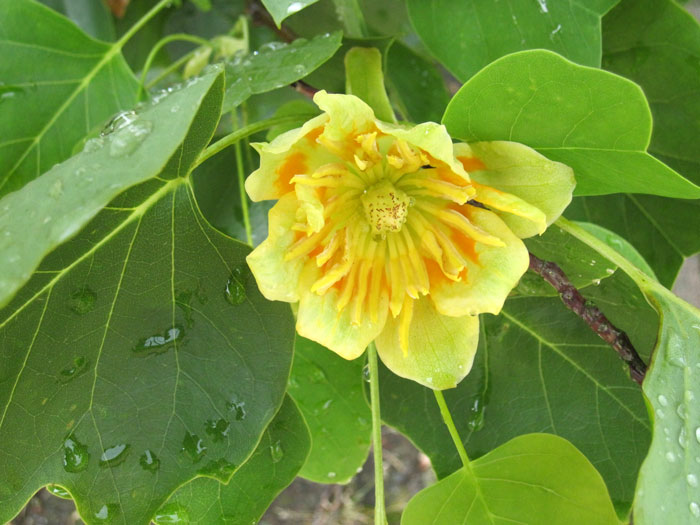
[
  {"left": 377, "top": 121, "right": 470, "bottom": 182},
  {"left": 375, "top": 296, "right": 479, "bottom": 389},
  {"left": 296, "top": 263, "right": 388, "bottom": 360},
  {"left": 246, "top": 113, "right": 330, "bottom": 201},
  {"left": 246, "top": 194, "right": 303, "bottom": 302},
  {"left": 313, "top": 90, "right": 377, "bottom": 143},
  {"left": 454, "top": 141, "right": 575, "bottom": 238},
  {"left": 430, "top": 207, "right": 529, "bottom": 316}
]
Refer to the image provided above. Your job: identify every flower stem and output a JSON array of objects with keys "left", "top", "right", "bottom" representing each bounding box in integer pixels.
[
  {"left": 115, "top": 0, "right": 173, "bottom": 52},
  {"left": 231, "top": 109, "right": 253, "bottom": 245},
  {"left": 194, "top": 113, "right": 315, "bottom": 167},
  {"left": 367, "top": 342, "right": 387, "bottom": 525},
  {"left": 433, "top": 390, "right": 469, "bottom": 467}
]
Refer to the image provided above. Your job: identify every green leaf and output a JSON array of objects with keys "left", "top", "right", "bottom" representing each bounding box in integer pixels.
[
  {"left": 0, "top": 67, "right": 224, "bottom": 309},
  {"left": 154, "top": 395, "right": 310, "bottom": 525},
  {"left": 402, "top": 434, "right": 619, "bottom": 525},
  {"left": 0, "top": 0, "right": 139, "bottom": 196},
  {"left": 406, "top": 0, "right": 619, "bottom": 82},
  {"left": 223, "top": 31, "right": 343, "bottom": 111},
  {"left": 386, "top": 41, "right": 449, "bottom": 124},
  {"left": 566, "top": 195, "right": 700, "bottom": 287},
  {"left": 261, "top": 0, "right": 321, "bottom": 27},
  {"left": 556, "top": 218, "right": 700, "bottom": 525},
  {"left": 442, "top": 50, "right": 700, "bottom": 199},
  {"left": 344, "top": 46, "right": 396, "bottom": 123},
  {"left": 602, "top": 0, "right": 700, "bottom": 186},
  {"left": 517, "top": 223, "right": 619, "bottom": 297},
  {"left": 377, "top": 288, "right": 655, "bottom": 512},
  {"left": 288, "top": 336, "right": 371, "bottom": 484},
  {"left": 0, "top": 70, "right": 295, "bottom": 524}
]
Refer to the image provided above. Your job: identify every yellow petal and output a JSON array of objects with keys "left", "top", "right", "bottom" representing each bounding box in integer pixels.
[
  {"left": 429, "top": 207, "right": 529, "bottom": 317},
  {"left": 246, "top": 113, "right": 331, "bottom": 201},
  {"left": 375, "top": 296, "right": 479, "bottom": 389},
  {"left": 296, "top": 263, "right": 389, "bottom": 360},
  {"left": 313, "top": 90, "right": 377, "bottom": 143},
  {"left": 454, "top": 141, "right": 575, "bottom": 238},
  {"left": 245, "top": 194, "right": 303, "bottom": 302}
]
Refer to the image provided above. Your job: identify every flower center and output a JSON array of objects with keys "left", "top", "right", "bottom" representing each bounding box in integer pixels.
[{"left": 361, "top": 180, "right": 411, "bottom": 236}]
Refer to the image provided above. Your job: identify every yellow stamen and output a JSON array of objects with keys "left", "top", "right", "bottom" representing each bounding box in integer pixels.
[
  {"left": 415, "top": 201, "right": 505, "bottom": 247},
  {"left": 368, "top": 241, "right": 386, "bottom": 324}
]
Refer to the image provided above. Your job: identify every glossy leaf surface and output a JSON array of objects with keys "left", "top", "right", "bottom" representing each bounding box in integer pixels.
[
  {"left": 0, "top": 0, "right": 138, "bottom": 196},
  {"left": 155, "top": 395, "right": 310, "bottom": 525},
  {"left": 442, "top": 50, "right": 700, "bottom": 198},
  {"left": 288, "top": 337, "right": 371, "bottom": 484}
]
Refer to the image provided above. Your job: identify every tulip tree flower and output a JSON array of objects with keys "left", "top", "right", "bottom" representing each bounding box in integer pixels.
[{"left": 246, "top": 91, "right": 575, "bottom": 389}]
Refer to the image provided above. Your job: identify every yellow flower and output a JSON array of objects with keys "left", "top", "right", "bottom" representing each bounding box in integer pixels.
[{"left": 246, "top": 91, "right": 574, "bottom": 389}]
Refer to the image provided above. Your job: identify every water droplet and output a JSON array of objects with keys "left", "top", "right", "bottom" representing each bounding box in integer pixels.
[
  {"left": 270, "top": 440, "right": 284, "bottom": 463},
  {"left": 102, "top": 110, "right": 137, "bottom": 135},
  {"left": 688, "top": 474, "right": 699, "bottom": 487},
  {"left": 100, "top": 443, "right": 130, "bottom": 467},
  {"left": 259, "top": 42, "right": 286, "bottom": 53},
  {"left": 691, "top": 502, "right": 700, "bottom": 518},
  {"left": 293, "top": 64, "right": 305, "bottom": 75},
  {"left": 680, "top": 428, "right": 688, "bottom": 448},
  {"left": 287, "top": 1, "right": 304, "bottom": 14},
  {"left": 46, "top": 485, "right": 71, "bottom": 499},
  {"left": 678, "top": 404, "right": 688, "bottom": 420},
  {"left": 224, "top": 265, "right": 247, "bottom": 305},
  {"left": 69, "top": 286, "right": 96, "bottom": 315},
  {"left": 205, "top": 418, "right": 231, "bottom": 442},
  {"left": 327, "top": 471, "right": 336, "bottom": 478},
  {"left": 182, "top": 432, "right": 207, "bottom": 462},
  {"left": 426, "top": 377, "right": 433, "bottom": 384},
  {"left": 154, "top": 502, "right": 190, "bottom": 524},
  {"left": 198, "top": 458, "right": 236, "bottom": 478},
  {"left": 109, "top": 120, "right": 153, "bottom": 157},
  {"left": 321, "top": 399, "right": 333, "bottom": 410},
  {"left": 696, "top": 427, "right": 700, "bottom": 444},
  {"left": 226, "top": 398, "right": 247, "bottom": 420},
  {"left": 666, "top": 451, "right": 677, "bottom": 463},
  {"left": 536, "top": 0, "right": 548, "bottom": 13},
  {"left": 362, "top": 364, "right": 371, "bottom": 382},
  {"left": 132, "top": 325, "right": 183, "bottom": 356},
  {"left": 656, "top": 408, "right": 666, "bottom": 419},
  {"left": 58, "top": 356, "right": 90, "bottom": 384},
  {"left": 170, "top": 105, "right": 180, "bottom": 113},
  {"left": 63, "top": 434, "right": 89, "bottom": 472},
  {"left": 140, "top": 449, "right": 160, "bottom": 473},
  {"left": 467, "top": 397, "right": 486, "bottom": 432},
  {"left": 83, "top": 137, "right": 105, "bottom": 153},
  {"left": 94, "top": 503, "right": 119, "bottom": 521},
  {"left": 658, "top": 394, "right": 669, "bottom": 407}
]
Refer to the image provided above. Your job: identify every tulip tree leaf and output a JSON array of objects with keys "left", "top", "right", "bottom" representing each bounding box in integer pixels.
[
  {"left": 442, "top": 50, "right": 700, "bottom": 199},
  {"left": 517, "top": 224, "right": 619, "bottom": 297},
  {"left": 0, "top": 67, "right": 225, "bottom": 310},
  {"left": 377, "top": 286, "right": 656, "bottom": 513},
  {"left": 0, "top": 0, "right": 139, "bottom": 196},
  {"left": 406, "top": 0, "right": 619, "bottom": 82},
  {"left": 261, "top": 0, "right": 321, "bottom": 27},
  {"left": 288, "top": 336, "right": 371, "bottom": 484},
  {"left": 402, "top": 434, "right": 619, "bottom": 525},
  {"left": 556, "top": 218, "right": 700, "bottom": 525},
  {"left": 155, "top": 395, "right": 310, "bottom": 525},
  {"left": 566, "top": 195, "right": 700, "bottom": 288},
  {"left": 0, "top": 70, "right": 295, "bottom": 524},
  {"left": 223, "top": 31, "right": 343, "bottom": 112}
]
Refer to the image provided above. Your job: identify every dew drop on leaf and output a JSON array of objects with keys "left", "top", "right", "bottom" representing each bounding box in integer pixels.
[
  {"left": 226, "top": 398, "right": 247, "bottom": 421},
  {"left": 62, "top": 434, "right": 89, "bottom": 473},
  {"left": 69, "top": 286, "right": 96, "bottom": 315},
  {"left": 140, "top": 449, "right": 160, "bottom": 473},
  {"left": 270, "top": 440, "right": 284, "bottom": 463},
  {"left": 58, "top": 356, "right": 89, "bottom": 384},
  {"left": 132, "top": 325, "right": 184, "bottom": 356},
  {"left": 665, "top": 451, "right": 677, "bottom": 463},
  {"left": 182, "top": 432, "right": 207, "bottom": 462},
  {"left": 362, "top": 364, "right": 371, "bottom": 382},
  {"left": 688, "top": 474, "right": 699, "bottom": 488},
  {"left": 467, "top": 397, "right": 486, "bottom": 432},
  {"left": 204, "top": 418, "right": 231, "bottom": 442},
  {"left": 46, "top": 484, "right": 71, "bottom": 499},
  {"left": 154, "top": 502, "right": 190, "bottom": 524},
  {"left": 198, "top": 458, "right": 236, "bottom": 478},
  {"left": 99, "top": 443, "right": 130, "bottom": 467},
  {"left": 657, "top": 394, "right": 669, "bottom": 407},
  {"left": 224, "top": 265, "right": 248, "bottom": 305},
  {"left": 691, "top": 502, "right": 700, "bottom": 518}
]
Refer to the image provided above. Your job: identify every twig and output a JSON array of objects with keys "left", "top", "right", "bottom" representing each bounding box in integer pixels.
[
  {"left": 528, "top": 253, "right": 647, "bottom": 384},
  {"left": 247, "top": 0, "right": 296, "bottom": 42}
]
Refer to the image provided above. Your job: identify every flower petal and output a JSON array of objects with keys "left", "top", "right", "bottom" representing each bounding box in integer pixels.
[
  {"left": 312, "top": 90, "right": 377, "bottom": 143},
  {"left": 246, "top": 194, "right": 303, "bottom": 302},
  {"left": 454, "top": 141, "right": 575, "bottom": 238},
  {"left": 246, "top": 112, "right": 331, "bottom": 201},
  {"left": 429, "top": 207, "right": 529, "bottom": 316},
  {"left": 375, "top": 296, "right": 479, "bottom": 389},
  {"left": 296, "top": 263, "right": 389, "bottom": 360},
  {"left": 377, "top": 121, "right": 470, "bottom": 182}
]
